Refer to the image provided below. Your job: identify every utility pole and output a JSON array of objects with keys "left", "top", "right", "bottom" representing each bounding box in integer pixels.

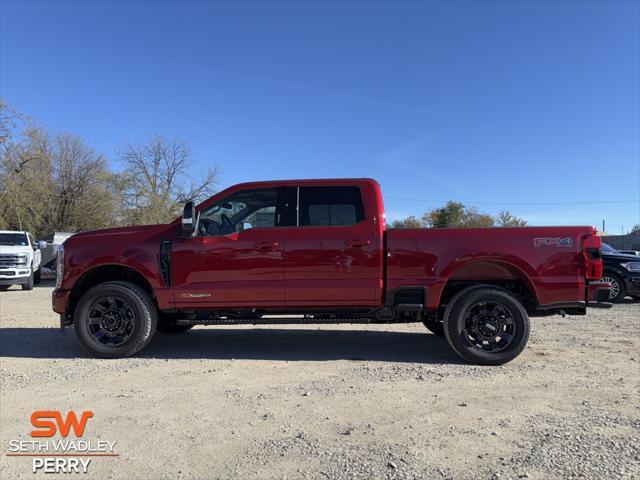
[{"left": 602, "top": 219, "right": 605, "bottom": 232}]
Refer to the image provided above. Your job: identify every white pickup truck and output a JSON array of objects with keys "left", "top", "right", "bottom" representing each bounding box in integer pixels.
[{"left": 0, "top": 231, "right": 47, "bottom": 290}]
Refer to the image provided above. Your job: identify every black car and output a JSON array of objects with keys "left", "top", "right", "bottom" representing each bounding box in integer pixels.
[{"left": 600, "top": 243, "right": 640, "bottom": 302}]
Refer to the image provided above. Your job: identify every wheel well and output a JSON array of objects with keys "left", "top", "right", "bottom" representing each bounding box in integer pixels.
[
  {"left": 68, "top": 265, "right": 155, "bottom": 319},
  {"left": 440, "top": 262, "right": 538, "bottom": 312}
]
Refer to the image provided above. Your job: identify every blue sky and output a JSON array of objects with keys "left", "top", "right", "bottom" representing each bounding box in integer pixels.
[{"left": 1, "top": 0, "right": 639, "bottom": 231}]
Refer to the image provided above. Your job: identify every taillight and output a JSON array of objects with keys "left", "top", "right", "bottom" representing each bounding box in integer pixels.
[{"left": 582, "top": 234, "right": 603, "bottom": 280}]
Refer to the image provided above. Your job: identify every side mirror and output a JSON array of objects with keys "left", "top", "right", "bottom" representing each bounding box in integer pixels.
[
  {"left": 182, "top": 201, "right": 196, "bottom": 237},
  {"left": 38, "top": 241, "right": 47, "bottom": 250}
]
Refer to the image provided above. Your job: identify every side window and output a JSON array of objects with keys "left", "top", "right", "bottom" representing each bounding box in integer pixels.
[
  {"left": 299, "top": 186, "right": 364, "bottom": 226},
  {"left": 198, "top": 188, "right": 280, "bottom": 236}
]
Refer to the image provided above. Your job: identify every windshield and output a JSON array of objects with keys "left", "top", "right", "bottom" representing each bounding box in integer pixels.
[
  {"left": 600, "top": 243, "right": 618, "bottom": 254},
  {"left": 0, "top": 233, "right": 28, "bottom": 246}
]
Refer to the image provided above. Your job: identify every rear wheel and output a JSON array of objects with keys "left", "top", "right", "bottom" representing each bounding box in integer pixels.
[
  {"left": 422, "top": 316, "right": 444, "bottom": 336},
  {"left": 0, "top": 285, "right": 11, "bottom": 291},
  {"left": 601, "top": 273, "right": 626, "bottom": 302},
  {"left": 443, "top": 285, "right": 530, "bottom": 365},
  {"left": 73, "top": 281, "right": 157, "bottom": 358}
]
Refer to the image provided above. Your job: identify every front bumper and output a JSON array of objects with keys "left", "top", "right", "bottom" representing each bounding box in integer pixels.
[
  {"left": 587, "top": 280, "right": 613, "bottom": 308},
  {"left": 0, "top": 268, "right": 31, "bottom": 285},
  {"left": 52, "top": 288, "right": 71, "bottom": 314}
]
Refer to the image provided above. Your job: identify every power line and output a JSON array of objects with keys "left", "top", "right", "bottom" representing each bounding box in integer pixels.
[{"left": 385, "top": 196, "right": 637, "bottom": 206}]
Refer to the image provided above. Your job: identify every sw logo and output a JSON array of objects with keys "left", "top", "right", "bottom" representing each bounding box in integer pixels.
[{"left": 30, "top": 410, "right": 94, "bottom": 438}]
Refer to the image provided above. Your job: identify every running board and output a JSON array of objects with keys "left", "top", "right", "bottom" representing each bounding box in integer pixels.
[{"left": 176, "top": 316, "right": 377, "bottom": 326}]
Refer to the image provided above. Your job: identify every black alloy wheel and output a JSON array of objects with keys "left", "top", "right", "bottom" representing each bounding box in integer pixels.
[
  {"left": 462, "top": 300, "right": 516, "bottom": 353},
  {"left": 443, "top": 285, "right": 530, "bottom": 365},
  {"left": 86, "top": 295, "right": 136, "bottom": 347}
]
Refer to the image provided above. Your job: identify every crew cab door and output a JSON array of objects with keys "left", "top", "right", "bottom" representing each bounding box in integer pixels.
[
  {"left": 283, "top": 185, "right": 383, "bottom": 306},
  {"left": 171, "top": 187, "right": 288, "bottom": 307}
]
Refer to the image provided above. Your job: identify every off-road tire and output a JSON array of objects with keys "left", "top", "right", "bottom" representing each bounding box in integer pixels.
[
  {"left": 34, "top": 268, "right": 41, "bottom": 284},
  {"left": 0, "top": 285, "right": 10, "bottom": 291},
  {"left": 601, "top": 273, "right": 626, "bottom": 303},
  {"left": 443, "top": 285, "right": 530, "bottom": 366},
  {"left": 22, "top": 269, "right": 34, "bottom": 290},
  {"left": 157, "top": 322, "right": 194, "bottom": 334},
  {"left": 422, "top": 317, "right": 445, "bottom": 336},
  {"left": 74, "top": 281, "right": 157, "bottom": 358}
]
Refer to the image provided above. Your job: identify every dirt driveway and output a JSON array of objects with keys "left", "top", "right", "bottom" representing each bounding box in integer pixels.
[{"left": 1, "top": 283, "right": 638, "bottom": 480}]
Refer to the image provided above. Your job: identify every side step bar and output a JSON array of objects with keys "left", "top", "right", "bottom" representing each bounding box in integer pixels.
[{"left": 176, "top": 316, "right": 375, "bottom": 326}]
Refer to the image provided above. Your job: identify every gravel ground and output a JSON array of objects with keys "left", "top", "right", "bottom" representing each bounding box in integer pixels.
[{"left": 0, "top": 283, "right": 638, "bottom": 480}]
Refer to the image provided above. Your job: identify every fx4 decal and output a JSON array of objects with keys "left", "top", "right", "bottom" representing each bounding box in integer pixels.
[{"left": 534, "top": 237, "right": 573, "bottom": 248}]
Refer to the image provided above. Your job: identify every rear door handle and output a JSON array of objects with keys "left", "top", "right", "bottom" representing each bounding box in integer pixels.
[
  {"left": 253, "top": 241, "right": 279, "bottom": 250},
  {"left": 345, "top": 239, "right": 371, "bottom": 248}
]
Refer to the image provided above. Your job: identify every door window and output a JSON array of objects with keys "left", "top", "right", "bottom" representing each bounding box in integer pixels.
[
  {"left": 198, "top": 188, "right": 282, "bottom": 236},
  {"left": 298, "top": 186, "right": 364, "bottom": 226}
]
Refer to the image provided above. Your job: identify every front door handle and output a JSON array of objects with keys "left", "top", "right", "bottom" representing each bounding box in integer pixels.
[
  {"left": 345, "top": 239, "right": 371, "bottom": 248},
  {"left": 253, "top": 241, "right": 279, "bottom": 250}
]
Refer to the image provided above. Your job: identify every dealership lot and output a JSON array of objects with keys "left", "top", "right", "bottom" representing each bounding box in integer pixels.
[{"left": 1, "top": 284, "right": 638, "bottom": 480}]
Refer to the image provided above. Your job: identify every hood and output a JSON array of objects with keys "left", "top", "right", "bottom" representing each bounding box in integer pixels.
[
  {"left": 70, "top": 224, "right": 170, "bottom": 239},
  {"left": 0, "top": 245, "right": 32, "bottom": 255}
]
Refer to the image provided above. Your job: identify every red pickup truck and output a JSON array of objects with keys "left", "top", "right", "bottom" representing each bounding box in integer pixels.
[{"left": 52, "top": 179, "right": 611, "bottom": 364}]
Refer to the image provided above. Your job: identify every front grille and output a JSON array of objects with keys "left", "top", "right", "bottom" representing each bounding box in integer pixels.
[{"left": 0, "top": 254, "right": 28, "bottom": 268}]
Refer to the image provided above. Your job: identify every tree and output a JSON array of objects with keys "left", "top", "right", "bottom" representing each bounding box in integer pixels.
[
  {"left": 390, "top": 216, "right": 423, "bottom": 229},
  {"left": 631, "top": 224, "right": 640, "bottom": 235},
  {"left": 120, "top": 135, "right": 220, "bottom": 225},
  {"left": 388, "top": 202, "right": 528, "bottom": 229},
  {"left": 1, "top": 101, "right": 121, "bottom": 237},
  {"left": 422, "top": 201, "right": 465, "bottom": 228},
  {"left": 422, "top": 201, "right": 496, "bottom": 228},
  {"left": 47, "top": 133, "right": 123, "bottom": 233},
  {"left": 495, "top": 210, "right": 528, "bottom": 227}
]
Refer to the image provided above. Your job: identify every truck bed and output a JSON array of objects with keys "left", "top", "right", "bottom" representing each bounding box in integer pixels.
[{"left": 386, "top": 226, "right": 596, "bottom": 310}]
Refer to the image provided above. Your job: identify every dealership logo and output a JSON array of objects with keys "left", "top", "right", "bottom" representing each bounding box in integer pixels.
[
  {"left": 534, "top": 237, "right": 573, "bottom": 248},
  {"left": 31, "top": 410, "right": 94, "bottom": 438},
  {"left": 6, "top": 410, "right": 118, "bottom": 474}
]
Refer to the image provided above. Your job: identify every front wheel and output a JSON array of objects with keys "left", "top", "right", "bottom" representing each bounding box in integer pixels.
[
  {"left": 73, "top": 281, "right": 157, "bottom": 358},
  {"left": 34, "top": 268, "right": 41, "bottom": 284},
  {"left": 443, "top": 285, "right": 530, "bottom": 366},
  {"left": 21, "top": 270, "right": 34, "bottom": 290}
]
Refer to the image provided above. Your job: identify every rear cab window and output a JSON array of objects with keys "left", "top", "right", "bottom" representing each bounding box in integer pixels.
[{"left": 298, "top": 186, "right": 365, "bottom": 226}]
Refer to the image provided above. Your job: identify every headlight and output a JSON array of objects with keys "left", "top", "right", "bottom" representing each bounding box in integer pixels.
[
  {"left": 16, "top": 255, "right": 28, "bottom": 265},
  {"left": 55, "top": 244, "right": 64, "bottom": 287},
  {"left": 621, "top": 262, "right": 640, "bottom": 272}
]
